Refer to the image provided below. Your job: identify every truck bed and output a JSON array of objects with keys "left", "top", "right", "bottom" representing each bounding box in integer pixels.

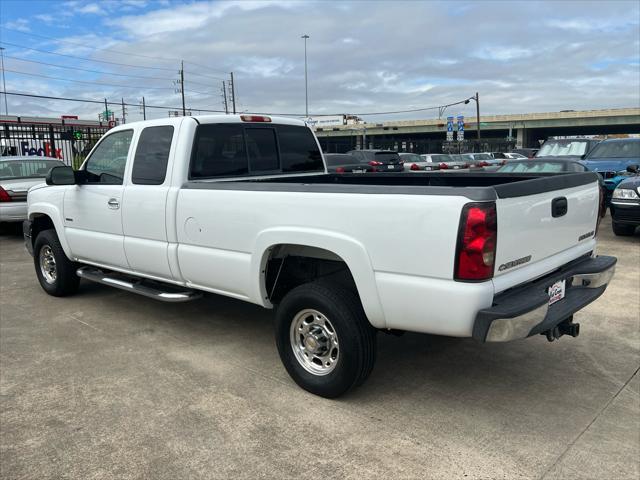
[{"left": 185, "top": 171, "right": 599, "bottom": 201}]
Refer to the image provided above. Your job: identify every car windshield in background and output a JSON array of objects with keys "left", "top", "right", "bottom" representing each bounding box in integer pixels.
[
  {"left": 537, "top": 141, "right": 589, "bottom": 157},
  {"left": 400, "top": 154, "right": 421, "bottom": 162},
  {"left": 0, "top": 159, "right": 63, "bottom": 180},
  {"left": 587, "top": 141, "right": 640, "bottom": 159},
  {"left": 498, "top": 161, "right": 582, "bottom": 173},
  {"left": 473, "top": 153, "right": 492, "bottom": 160}
]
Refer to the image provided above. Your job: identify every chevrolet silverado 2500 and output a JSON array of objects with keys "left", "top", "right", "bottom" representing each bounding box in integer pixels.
[{"left": 24, "top": 115, "right": 616, "bottom": 398}]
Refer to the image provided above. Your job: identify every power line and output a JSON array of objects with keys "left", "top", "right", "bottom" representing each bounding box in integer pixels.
[
  {"left": 2, "top": 26, "right": 231, "bottom": 75},
  {"left": 0, "top": 89, "right": 478, "bottom": 118},
  {"left": 4, "top": 68, "right": 175, "bottom": 90},
  {"left": 4, "top": 55, "right": 169, "bottom": 81},
  {"left": 0, "top": 90, "right": 226, "bottom": 113}
]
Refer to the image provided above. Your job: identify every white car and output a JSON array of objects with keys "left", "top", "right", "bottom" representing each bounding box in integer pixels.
[
  {"left": 0, "top": 156, "right": 64, "bottom": 222},
  {"left": 399, "top": 152, "right": 434, "bottom": 171},
  {"left": 24, "top": 114, "right": 616, "bottom": 397}
]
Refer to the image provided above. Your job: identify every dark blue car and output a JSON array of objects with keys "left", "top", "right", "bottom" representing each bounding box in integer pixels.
[{"left": 580, "top": 138, "right": 640, "bottom": 205}]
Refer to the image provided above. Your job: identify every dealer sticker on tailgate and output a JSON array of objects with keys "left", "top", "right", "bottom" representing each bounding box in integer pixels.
[{"left": 548, "top": 279, "right": 566, "bottom": 305}]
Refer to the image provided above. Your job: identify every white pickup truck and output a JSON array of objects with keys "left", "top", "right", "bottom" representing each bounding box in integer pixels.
[{"left": 24, "top": 115, "right": 616, "bottom": 397}]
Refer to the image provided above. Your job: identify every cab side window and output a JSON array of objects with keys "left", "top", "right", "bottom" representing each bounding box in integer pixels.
[
  {"left": 85, "top": 130, "right": 133, "bottom": 184},
  {"left": 132, "top": 126, "right": 174, "bottom": 185}
]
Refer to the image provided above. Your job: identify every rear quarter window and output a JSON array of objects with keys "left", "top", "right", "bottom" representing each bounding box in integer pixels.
[{"left": 132, "top": 126, "right": 174, "bottom": 185}]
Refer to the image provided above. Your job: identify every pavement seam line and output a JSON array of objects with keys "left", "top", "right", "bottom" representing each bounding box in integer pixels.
[{"left": 537, "top": 365, "right": 640, "bottom": 480}]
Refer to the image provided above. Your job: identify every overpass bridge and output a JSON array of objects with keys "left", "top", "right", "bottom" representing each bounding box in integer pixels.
[{"left": 315, "top": 108, "right": 640, "bottom": 153}]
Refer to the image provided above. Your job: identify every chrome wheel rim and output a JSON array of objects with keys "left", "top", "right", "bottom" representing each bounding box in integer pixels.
[
  {"left": 290, "top": 309, "right": 339, "bottom": 376},
  {"left": 39, "top": 245, "right": 57, "bottom": 284}
]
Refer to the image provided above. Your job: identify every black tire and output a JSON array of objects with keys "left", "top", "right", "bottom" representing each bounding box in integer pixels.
[
  {"left": 612, "top": 222, "right": 636, "bottom": 236},
  {"left": 275, "top": 281, "right": 377, "bottom": 398},
  {"left": 33, "top": 229, "right": 80, "bottom": 296}
]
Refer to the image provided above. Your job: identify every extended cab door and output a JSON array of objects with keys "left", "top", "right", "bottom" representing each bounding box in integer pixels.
[
  {"left": 121, "top": 124, "right": 175, "bottom": 280},
  {"left": 63, "top": 129, "right": 134, "bottom": 268}
]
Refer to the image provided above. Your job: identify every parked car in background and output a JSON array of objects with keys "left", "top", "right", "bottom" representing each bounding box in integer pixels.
[
  {"left": 419, "top": 154, "right": 451, "bottom": 170},
  {"left": 511, "top": 148, "right": 538, "bottom": 158},
  {"left": 610, "top": 167, "right": 639, "bottom": 236},
  {"left": 399, "top": 153, "right": 434, "bottom": 171},
  {"left": 581, "top": 138, "right": 640, "bottom": 206},
  {"left": 431, "top": 154, "right": 470, "bottom": 170},
  {"left": 347, "top": 149, "right": 403, "bottom": 172},
  {"left": 504, "top": 152, "right": 528, "bottom": 159},
  {"left": 535, "top": 138, "right": 600, "bottom": 160},
  {"left": 466, "top": 153, "right": 503, "bottom": 168},
  {"left": 324, "top": 154, "right": 373, "bottom": 173},
  {"left": 0, "top": 156, "right": 64, "bottom": 222}
]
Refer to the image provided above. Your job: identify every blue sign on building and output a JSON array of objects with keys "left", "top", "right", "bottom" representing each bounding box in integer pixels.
[{"left": 457, "top": 115, "right": 464, "bottom": 132}]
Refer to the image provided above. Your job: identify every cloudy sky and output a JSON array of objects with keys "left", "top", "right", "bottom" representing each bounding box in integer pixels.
[{"left": 0, "top": 0, "right": 639, "bottom": 123}]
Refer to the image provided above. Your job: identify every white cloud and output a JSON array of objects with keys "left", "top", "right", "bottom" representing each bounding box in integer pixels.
[
  {"left": 4, "top": 18, "right": 31, "bottom": 32},
  {"left": 77, "top": 3, "right": 107, "bottom": 15}
]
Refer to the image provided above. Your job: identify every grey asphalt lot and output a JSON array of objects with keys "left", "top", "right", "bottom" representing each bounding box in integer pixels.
[{"left": 1, "top": 218, "right": 638, "bottom": 479}]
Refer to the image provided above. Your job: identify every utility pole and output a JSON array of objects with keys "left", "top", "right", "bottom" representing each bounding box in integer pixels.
[
  {"left": 121, "top": 97, "right": 126, "bottom": 124},
  {"left": 104, "top": 98, "right": 108, "bottom": 124},
  {"left": 229, "top": 72, "right": 236, "bottom": 114},
  {"left": 475, "top": 92, "right": 481, "bottom": 140},
  {"left": 180, "top": 61, "right": 186, "bottom": 117},
  {"left": 142, "top": 96, "right": 146, "bottom": 120},
  {"left": 0, "top": 47, "right": 8, "bottom": 115},
  {"left": 301, "top": 34, "right": 309, "bottom": 118},
  {"left": 222, "top": 81, "right": 228, "bottom": 114}
]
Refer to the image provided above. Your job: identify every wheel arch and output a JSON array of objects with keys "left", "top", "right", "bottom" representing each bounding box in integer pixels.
[
  {"left": 251, "top": 227, "right": 386, "bottom": 329},
  {"left": 29, "top": 204, "right": 72, "bottom": 258}
]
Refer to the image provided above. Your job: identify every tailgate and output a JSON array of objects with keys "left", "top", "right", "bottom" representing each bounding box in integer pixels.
[{"left": 493, "top": 173, "right": 600, "bottom": 278}]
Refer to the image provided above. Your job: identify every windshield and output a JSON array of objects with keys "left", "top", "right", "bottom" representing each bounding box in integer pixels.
[
  {"left": 537, "top": 141, "right": 588, "bottom": 157},
  {"left": 474, "top": 153, "right": 492, "bottom": 160},
  {"left": 0, "top": 159, "right": 63, "bottom": 180},
  {"left": 400, "top": 154, "right": 421, "bottom": 162},
  {"left": 587, "top": 141, "right": 640, "bottom": 159}
]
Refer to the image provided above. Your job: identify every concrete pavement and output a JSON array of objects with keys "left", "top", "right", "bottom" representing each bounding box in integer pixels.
[{"left": 1, "top": 218, "right": 638, "bottom": 479}]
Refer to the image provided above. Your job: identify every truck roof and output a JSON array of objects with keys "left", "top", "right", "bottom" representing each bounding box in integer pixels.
[{"left": 108, "top": 114, "right": 307, "bottom": 131}]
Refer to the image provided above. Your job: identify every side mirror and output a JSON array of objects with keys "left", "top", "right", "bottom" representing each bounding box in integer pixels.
[
  {"left": 627, "top": 164, "right": 638, "bottom": 174},
  {"left": 46, "top": 165, "right": 76, "bottom": 185}
]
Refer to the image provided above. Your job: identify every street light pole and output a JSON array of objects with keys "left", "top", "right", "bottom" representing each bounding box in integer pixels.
[
  {"left": 302, "top": 34, "right": 309, "bottom": 118},
  {"left": 465, "top": 92, "right": 481, "bottom": 140},
  {"left": 475, "top": 92, "right": 481, "bottom": 140},
  {"left": 0, "top": 47, "right": 8, "bottom": 116}
]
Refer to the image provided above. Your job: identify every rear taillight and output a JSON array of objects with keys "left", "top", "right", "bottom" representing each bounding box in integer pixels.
[
  {"left": 335, "top": 167, "right": 345, "bottom": 173},
  {"left": 410, "top": 163, "right": 420, "bottom": 171},
  {"left": 240, "top": 115, "right": 271, "bottom": 122},
  {"left": 455, "top": 202, "right": 497, "bottom": 281},
  {"left": 368, "top": 160, "right": 383, "bottom": 166},
  {"left": 477, "top": 161, "right": 489, "bottom": 167},
  {"left": 0, "top": 186, "right": 11, "bottom": 202},
  {"left": 439, "top": 163, "right": 449, "bottom": 169}
]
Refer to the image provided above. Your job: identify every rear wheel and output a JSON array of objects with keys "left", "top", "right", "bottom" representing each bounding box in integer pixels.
[
  {"left": 612, "top": 222, "right": 636, "bottom": 236},
  {"left": 275, "top": 282, "right": 377, "bottom": 398},
  {"left": 34, "top": 229, "right": 80, "bottom": 296}
]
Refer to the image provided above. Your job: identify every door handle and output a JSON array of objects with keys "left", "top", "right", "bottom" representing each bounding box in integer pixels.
[{"left": 107, "top": 198, "right": 120, "bottom": 210}]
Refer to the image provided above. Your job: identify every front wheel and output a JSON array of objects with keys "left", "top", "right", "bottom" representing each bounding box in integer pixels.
[
  {"left": 33, "top": 229, "right": 80, "bottom": 296},
  {"left": 275, "top": 282, "right": 377, "bottom": 398}
]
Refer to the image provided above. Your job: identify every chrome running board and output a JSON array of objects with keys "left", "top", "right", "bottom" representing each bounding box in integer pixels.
[{"left": 76, "top": 266, "right": 201, "bottom": 303}]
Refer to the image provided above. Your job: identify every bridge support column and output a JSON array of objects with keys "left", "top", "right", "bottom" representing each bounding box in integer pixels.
[{"left": 516, "top": 128, "right": 529, "bottom": 148}]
